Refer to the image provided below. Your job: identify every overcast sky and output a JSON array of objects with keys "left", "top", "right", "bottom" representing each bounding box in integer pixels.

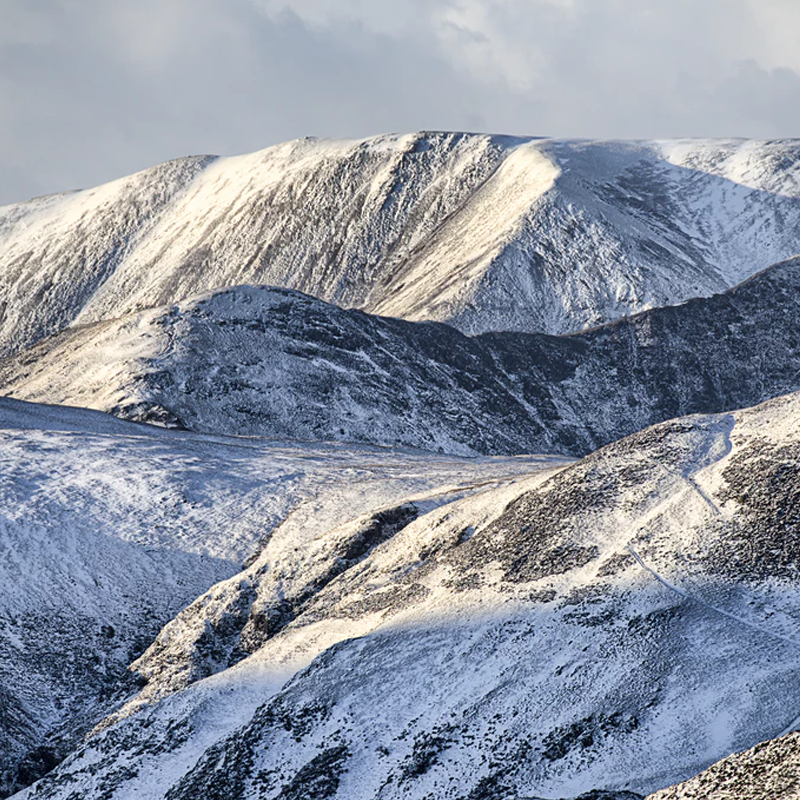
[{"left": 2, "top": 0, "right": 800, "bottom": 205}]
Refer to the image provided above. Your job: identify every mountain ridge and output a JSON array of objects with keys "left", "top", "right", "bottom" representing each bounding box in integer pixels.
[
  {"left": 0, "top": 396, "right": 558, "bottom": 797},
  {"left": 2, "top": 255, "right": 800, "bottom": 457},
  {"left": 14, "top": 388, "right": 800, "bottom": 799},
  {"left": 3, "top": 133, "right": 800, "bottom": 357},
  {"left": 3, "top": 130, "right": 800, "bottom": 799}
]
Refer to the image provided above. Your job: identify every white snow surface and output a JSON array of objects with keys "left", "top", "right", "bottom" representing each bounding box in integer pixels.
[
  {"left": 6, "top": 257, "right": 800, "bottom": 461},
  {"left": 0, "top": 396, "right": 562, "bottom": 796},
  {"left": 3, "top": 134, "right": 800, "bottom": 356},
  {"left": 15, "top": 390, "right": 800, "bottom": 800},
  {"left": 5, "top": 130, "right": 800, "bottom": 799}
]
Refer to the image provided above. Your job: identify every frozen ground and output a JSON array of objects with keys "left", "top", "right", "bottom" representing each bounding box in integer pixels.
[
  {"left": 3, "top": 131, "right": 800, "bottom": 800},
  {"left": 648, "top": 731, "right": 800, "bottom": 799},
  {"left": 2, "top": 257, "right": 800, "bottom": 457},
  {"left": 13, "top": 390, "right": 800, "bottom": 800}
]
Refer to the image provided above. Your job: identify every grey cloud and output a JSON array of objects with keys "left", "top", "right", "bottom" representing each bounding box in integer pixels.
[
  {"left": 1, "top": 0, "right": 799, "bottom": 205},
  {"left": 0, "top": 0, "right": 505, "bottom": 204}
]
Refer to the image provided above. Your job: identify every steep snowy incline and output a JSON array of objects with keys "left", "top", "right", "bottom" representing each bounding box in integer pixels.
[
  {"left": 17, "top": 390, "right": 800, "bottom": 800},
  {"left": 3, "top": 134, "right": 800, "bottom": 355},
  {"left": 0, "top": 156, "right": 213, "bottom": 357},
  {"left": 370, "top": 137, "right": 800, "bottom": 334},
  {"left": 3, "top": 256, "right": 800, "bottom": 456},
  {"left": 0, "top": 285, "right": 579, "bottom": 456},
  {"left": 0, "top": 397, "right": 559, "bottom": 798}
]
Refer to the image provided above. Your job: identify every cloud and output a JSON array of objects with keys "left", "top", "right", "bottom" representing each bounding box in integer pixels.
[{"left": 0, "top": 0, "right": 799, "bottom": 205}]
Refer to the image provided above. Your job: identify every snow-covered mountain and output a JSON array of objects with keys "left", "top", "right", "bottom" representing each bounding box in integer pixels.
[
  {"left": 2, "top": 133, "right": 800, "bottom": 357},
  {"left": 4, "top": 131, "right": 800, "bottom": 799},
  {"left": 0, "top": 397, "right": 558, "bottom": 797},
  {"left": 3, "top": 256, "right": 800, "bottom": 457},
  {"left": 14, "top": 389, "right": 800, "bottom": 800}
]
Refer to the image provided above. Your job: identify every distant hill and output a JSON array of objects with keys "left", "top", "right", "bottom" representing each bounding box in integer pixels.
[{"left": 2, "top": 257, "right": 800, "bottom": 456}]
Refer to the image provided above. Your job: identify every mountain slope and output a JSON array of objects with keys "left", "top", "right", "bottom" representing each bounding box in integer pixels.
[
  {"left": 3, "top": 134, "right": 800, "bottom": 356},
  {"left": 648, "top": 732, "right": 800, "bottom": 799},
  {"left": 3, "top": 257, "right": 800, "bottom": 456},
  {"left": 16, "top": 389, "right": 800, "bottom": 800},
  {"left": 0, "top": 397, "right": 557, "bottom": 798}
]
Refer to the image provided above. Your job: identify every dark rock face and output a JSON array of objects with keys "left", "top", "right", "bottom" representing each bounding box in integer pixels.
[
  {"left": 132, "top": 503, "right": 422, "bottom": 697},
  {"left": 0, "top": 612, "right": 157, "bottom": 798}
]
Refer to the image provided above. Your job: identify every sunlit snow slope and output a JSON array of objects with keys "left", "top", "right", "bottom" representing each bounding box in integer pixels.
[
  {"left": 3, "top": 257, "right": 800, "bottom": 456},
  {"left": 0, "top": 398, "right": 559, "bottom": 797},
  {"left": 2, "top": 133, "right": 800, "bottom": 356},
  {"left": 16, "top": 390, "right": 800, "bottom": 800},
  {"left": 5, "top": 130, "right": 800, "bottom": 800}
]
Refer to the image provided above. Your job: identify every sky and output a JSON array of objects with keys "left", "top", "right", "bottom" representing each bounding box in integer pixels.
[{"left": 1, "top": 0, "right": 800, "bottom": 205}]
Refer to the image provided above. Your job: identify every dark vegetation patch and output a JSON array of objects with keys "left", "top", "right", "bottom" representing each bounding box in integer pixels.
[
  {"left": 331, "top": 582, "right": 431, "bottom": 620},
  {"left": 134, "top": 579, "right": 258, "bottom": 692},
  {"left": 625, "top": 606, "right": 683, "bottom": 640},
  {"left": 562, "top": 605, "right": 617, "bottom": 628},
  {"left": 26, "top": 715, "right": 196, "bottom": 800},
  {"left": 398, "top": 724, "right": 458, "bottom": 783},
  {"left": 596, "top": 552, "right": 636, "bottom": 578},
  {"left": 541, "top": 713, "right": 639, "bottom": 762},
  {"left": 253, "top": 698, "right": 332, "bottom": 744},
  {"left": 164, "top": 699, "right": 332, "bottom": 800},
  {"left": 275, "top": 745, "right": 349, "bottom": 800},
  {"left": 447, "top": 459, "right": 618, "bottom": 584},
  {"left": 713, "top": 440, "right": 800, "bottom": 579},
  {"left": 463, "top": 772, "right": 517, "bottom": 799},
  {"left": 443, "top": 570, "right": 485, "bottom": 592}
]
